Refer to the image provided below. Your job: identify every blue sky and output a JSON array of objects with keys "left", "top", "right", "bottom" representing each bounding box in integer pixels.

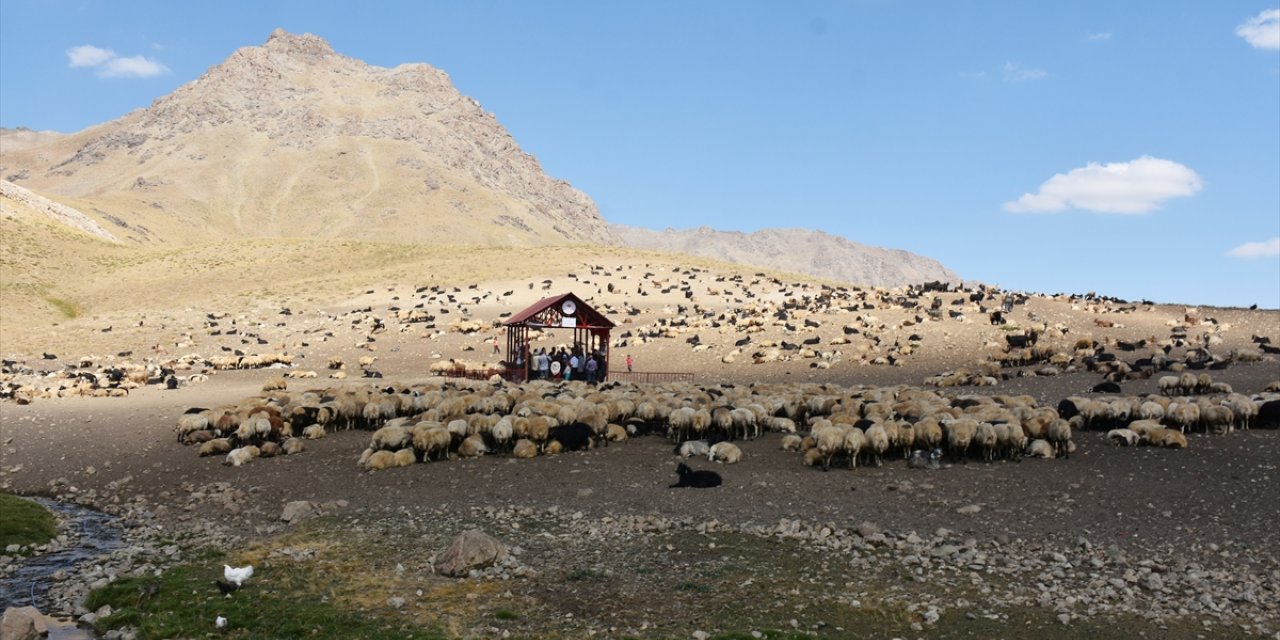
[{"left": 2, "top": 1, "right": 1278, "bottom": 308}]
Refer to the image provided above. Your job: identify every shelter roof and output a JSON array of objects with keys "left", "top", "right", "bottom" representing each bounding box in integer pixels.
[{"left": 503, "top": 292, "right": 615, "bottom": 330}]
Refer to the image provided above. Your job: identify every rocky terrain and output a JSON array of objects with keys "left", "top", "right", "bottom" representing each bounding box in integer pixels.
[
  {"left": 1, "top": 258, "right": 1277, "bottom": 638},
  {"left": 613, "top": 224, "right": 957, "bottom": 289}
]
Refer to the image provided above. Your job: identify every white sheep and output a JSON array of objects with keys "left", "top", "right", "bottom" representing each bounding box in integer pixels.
[
  {"left": 678, "top": 440, "right": 711, "bottom": 458},
  {"left": 707, "top": 441, "right": 742, "bottom": 464},
  {"left": 1106, "top": 428, "right": 1139, "bottom": 447},
  {"left": 224, "top": 445, "right": 260, "bottom": 467}
]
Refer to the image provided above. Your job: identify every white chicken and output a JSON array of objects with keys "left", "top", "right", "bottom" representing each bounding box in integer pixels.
[{"left": 223, "top": 564, "right": 254, "bottom": 586}]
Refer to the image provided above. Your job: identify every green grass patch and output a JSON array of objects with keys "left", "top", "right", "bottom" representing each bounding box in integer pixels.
[
  {"left": 0, "top": 494, "right": 57, "bottom": 551},
  {"left": 42, "top": 295, "right": 83, "bottom": 319},
  {"left": 87, "top": 560, "right": 446, "bottom": 640},
  {"left": 493, "top": 609, "right": 519, "bottom": 621}
]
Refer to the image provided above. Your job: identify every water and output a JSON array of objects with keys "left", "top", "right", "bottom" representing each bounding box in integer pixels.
[{"left": 0, "top": 497, "right": 124, "bottom": 637}]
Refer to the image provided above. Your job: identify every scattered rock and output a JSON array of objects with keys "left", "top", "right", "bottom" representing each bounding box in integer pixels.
[{"left": 436, "top": 530, "right": 509, "bottom": 578}]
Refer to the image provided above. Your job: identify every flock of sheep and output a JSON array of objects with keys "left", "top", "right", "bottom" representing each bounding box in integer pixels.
[{"left": 173, "top": 372, "right": 1280, "bottom": 474}]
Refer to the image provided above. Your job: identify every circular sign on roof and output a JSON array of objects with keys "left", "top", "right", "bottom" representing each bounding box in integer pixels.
[{"left": 561, "top": 299, "right": 577, "bottom": 315}]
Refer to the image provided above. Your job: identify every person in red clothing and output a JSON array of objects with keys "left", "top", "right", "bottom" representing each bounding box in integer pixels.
[{"left": 625, "top": 354, "right": 633, "bottom": 372}]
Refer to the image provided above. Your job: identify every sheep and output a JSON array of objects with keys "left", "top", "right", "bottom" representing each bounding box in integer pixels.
[
  {"left": 1143, "top": 427, "right": 1188, "bottom": 449},
  {"left": 912, "top": 417, "right": 943, "bottom": 450},
  {"left": 863, "top": 423, "right": 890, "bottom": 467},
  {"left": 841, "top": 427, "right": 866, "bottom": 469},
  {"left": 1045, "top": 419, "right": 1072, "bottom": 459},
  {"left": 780, "top": 434, "right": 803, "bottom": 452},
  {"left": 262, "top": 377, "right": 287, "bottom": 392},
  {"left": 814, "top": 425, "right": 845, "bottom": 471},
  {"left": 1125, "top": 419, "right": 1162, "bottom": 438},
  {"left": 1157, "top": 375, "right": 1181, "bottom": 396},
  {"left": 393, "top": 448, "right": 417, "bottom": 467},
  {"left": 1024, "top": 439, "right": 1054, "bottom": 458},
  {"left": 490, "top": 417, "right": 515, "bottom": 452},
  {"left": 513, "top": 438, "right": 539, "bottom": 459},
  {"left": 457, "top": 434, "right": 488, "bottom": 458},
  {"left": 370, "top": 425, "right": 411, "bottom": 451},
  {"left": 605, "top": 424, "right": 629, "bottom": 443},
  {"left": 224, "top": 445, "right": 260, "bottom": 467},
  {"left": 1165, "top": 402, "right": 1200, "bottom": 433},
  {"left": 412, "top": 425, "right": 452, "bottom": 461},
  {"left": 302, "top": 424, "right": 326, "bottom": 440},
  {"left": 199, "top": 438, "right": 232, "bottom": 457},
  {"left": 707, "top": 441, "right": 742, "bottom": 464},
  {"left": 1199, "top": 405, "right": 1235, "bottom": 435},
  {"left": 1106, "top": 428, "right": 1139, "bottom": 447},
  {"left": 1223, "top": 394, "right": 1259, "bottom": 430},
  {"left": 942, "top": 419, "right": 977, "bottom": 462},
  {"left": 362, "top": 449, "right": 399, "bottom": 471},
  {"left": 259, "top": 441, "right": 281, "bottom": 458},
  {"left": 175, "top": 412, "right": 210, "bottom": 443},
  {"left": 972, "top": 422, "right": 999, "bottom": 462},
  {"left": 677, "top": 440, "right": 711, "bottom": 458},
  {"left": 802, "top": 447, "right": 824, "bottom": 467},
  {"left": 282, "top": 437, "right": 306, "bottom": 455}
]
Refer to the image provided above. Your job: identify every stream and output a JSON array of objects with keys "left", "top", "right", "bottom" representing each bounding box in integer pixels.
[{"left": 1, "top": 497, "right": 124, "bottom": 638}]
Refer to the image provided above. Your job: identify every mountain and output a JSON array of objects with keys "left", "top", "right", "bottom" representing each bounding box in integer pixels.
[
  {"left": 0, "top": 29, "right": 617, "bottom": 247},
  {"left": 611, "top": 224, "right": 958, "bottom": 288}
]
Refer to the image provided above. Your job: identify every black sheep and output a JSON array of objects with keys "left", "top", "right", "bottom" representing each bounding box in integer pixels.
[
  {"left": 549, "top": 423, "right": 593, "bottom": 452},
  {"left": 669, "top": 462, "right": 722, "bottom": 488}
]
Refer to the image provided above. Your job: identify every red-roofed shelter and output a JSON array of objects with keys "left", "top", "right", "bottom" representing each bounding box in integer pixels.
[{"left": 503, "top": 293, "right": 614, "bottom": 382}]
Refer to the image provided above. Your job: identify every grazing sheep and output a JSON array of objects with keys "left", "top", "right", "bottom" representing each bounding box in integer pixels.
[
  {"left": 973, "top": 422, "right": 999, "bottom": 462},
  {"left": 1157, "top": 375, "right": 1181, "bottom": 396},
  {"left": 780, "top": 434, "right": 803, "bottom": 452},
  {"left": 1106, "top": 428, "right": 1139, "bottom": 447},
  {"left": 802, "top": 447, "right": 824, "bottom": 467},
  {"left": 841, "top": 426, "right": 867, "bottom": 469},
  {"left": 513, "top": 438, "right": 539, "bottom": 459},
  {"left": 708, "top": 441, "right": 743, "bottom": 464},
  {"left": 370, "top": 425, "right": 411, "bottom": 451},
  {"left": 605, "top": 423, "right": 629, "bottom": 443},
  {"left": 942, "top": 419, "right": 977, "bottom": 462},
  {"left": 262, "top": 377, "right": 287, "bottom": 392},
  {"left": 412, "top": 425, "right": 452, "bottom": 461},
  {"left": 457, "top": 434, "right": 489, "bottom": 458},
  {"left": 863, "top": 423, "right": 890, "bottom": 467},
  {"left": 1045, "top": 419, "right": 1072, "bottom": 459}
]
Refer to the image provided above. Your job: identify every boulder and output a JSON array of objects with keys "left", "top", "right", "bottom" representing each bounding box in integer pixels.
[
  {"left": 435, "top": 530, "right": 508, "bottom": 577},
  {"left": 2, "top": 606, "right": 48, "bottom": 640},
  {"left": 280, "top": 500, "right": 317, "bottom": 524}
]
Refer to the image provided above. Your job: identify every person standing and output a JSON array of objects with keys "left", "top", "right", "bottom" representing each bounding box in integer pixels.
[
  {"left": 585, "top": 354, "right": 598, "bottom": 384},
  {"left": 567, "top": 352, "right": 579, "bottom": 381},
  {"left": 492, "top": 336, "right": 500, "bottom": 354},
  {"left": 625, "top": 354, "right": 633, "bottom": 372}
]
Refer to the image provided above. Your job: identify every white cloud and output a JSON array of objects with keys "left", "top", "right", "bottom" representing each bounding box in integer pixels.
[
  {"left": 1226, "top": 237, "right": 1280, "bottom": 258},
  {"left": 1003, "top": 62, "right": 1047, "bottom": 83},
  {"left": 1004, "top": 156, "right": 1203, "bottom": 214},
  {"left": 1237, "top": 9, "right": 1280, "bottom": 49},
  {"left": 1086, "top": 32, "right": 1112, "bottom": 41},
  {"left": 98, "top": 55, "right": 170, "bottom": 78},
  {"left": 66, "top": 43, "right": 169, "bottom": 78},
  {"left": 66, "top": 45, "right": 115, "bottom": 67}
]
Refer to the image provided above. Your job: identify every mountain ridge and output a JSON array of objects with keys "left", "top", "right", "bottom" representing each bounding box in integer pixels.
[{"left": 611, "top": 224, "right": 958, "bottom": 288}]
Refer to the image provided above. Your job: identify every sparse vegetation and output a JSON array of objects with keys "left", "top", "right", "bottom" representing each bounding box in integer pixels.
[{"left": 0, "top": 493, "right": 57, "bottom": 551}]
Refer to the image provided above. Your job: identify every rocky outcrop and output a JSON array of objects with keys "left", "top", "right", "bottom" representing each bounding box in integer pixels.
[
  {"left": 612, "top": 224, "right": 958, "bottom": 288},
  {"left": 0, "top": 180, "right": 120, "bottom": 243}
]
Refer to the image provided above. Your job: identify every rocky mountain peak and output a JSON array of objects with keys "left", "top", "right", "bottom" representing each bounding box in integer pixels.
[{"left": 263, "top": 28, "right": 336, "bottom": 59}]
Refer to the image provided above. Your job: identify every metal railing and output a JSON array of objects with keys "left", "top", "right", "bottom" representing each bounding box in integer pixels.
[{"left": 607, "top": 371, "right": 695, "bottom": 384}]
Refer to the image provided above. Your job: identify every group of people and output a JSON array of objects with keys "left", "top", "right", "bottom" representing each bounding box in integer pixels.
[{"left": 525, "top": 345, "right": 606, "bottom": 383}]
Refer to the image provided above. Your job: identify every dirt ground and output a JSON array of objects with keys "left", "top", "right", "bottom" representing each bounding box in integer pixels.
[{"left": 2, "top": 268, "right": 1279, "bottom": 638}]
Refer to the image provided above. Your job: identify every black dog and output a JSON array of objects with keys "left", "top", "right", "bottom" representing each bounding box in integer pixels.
[{"left": 669, "top": 462, "right": 722, "bottom": 488}]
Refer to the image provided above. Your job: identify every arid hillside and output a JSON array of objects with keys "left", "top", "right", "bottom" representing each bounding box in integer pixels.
[
  {"left": 0, "top": 30, "right": 617, "bottom": 248},
  {"left": 613, "top": 224, "right": 958, "bottom": 289}
]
